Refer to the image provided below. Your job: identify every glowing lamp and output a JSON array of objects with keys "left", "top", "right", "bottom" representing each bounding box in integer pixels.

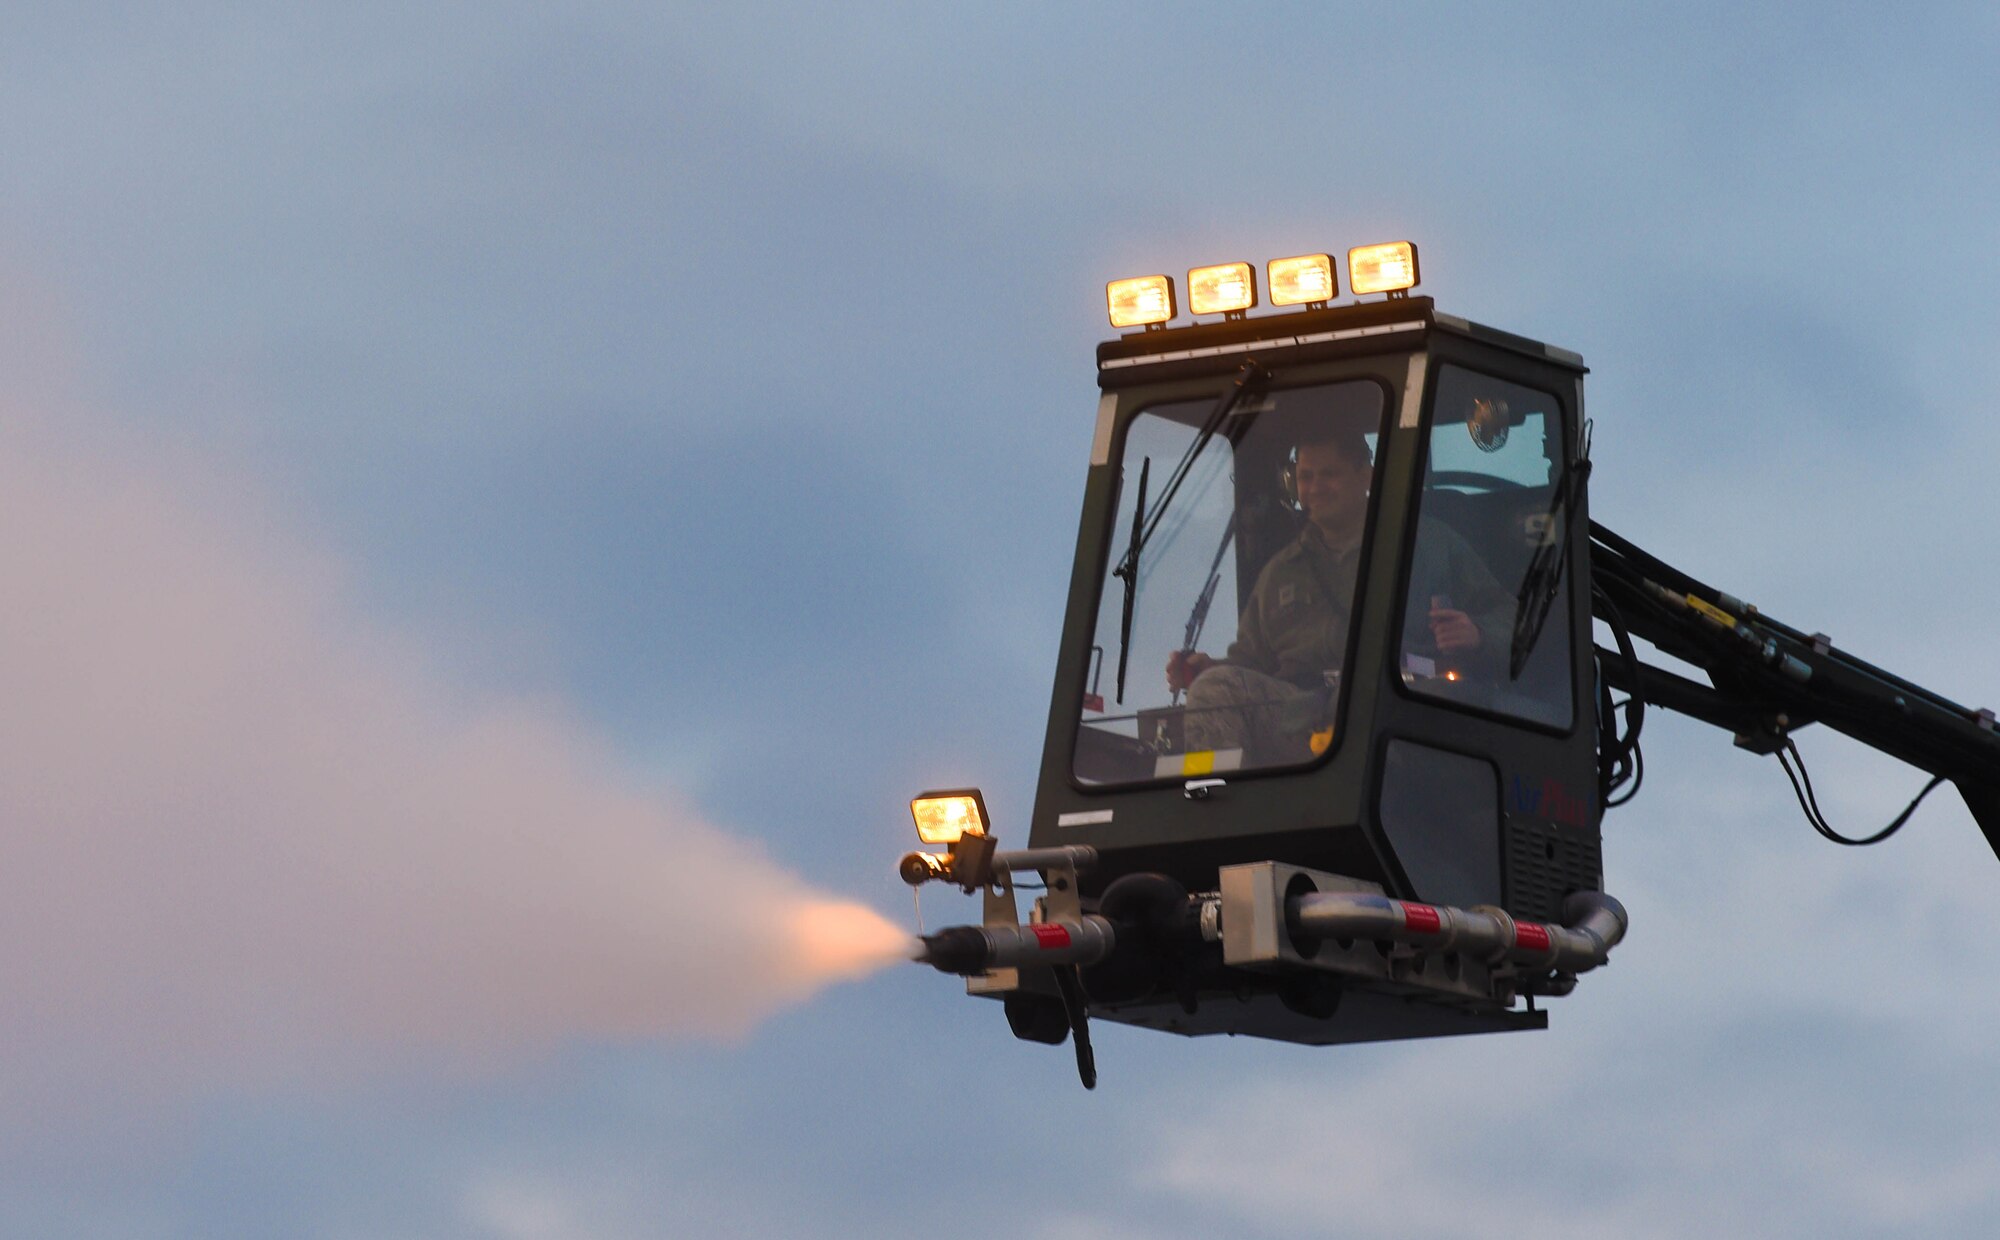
[
  {"left": 1187, "top": 262, "right": 1257, "bottom": 315},
  {"left": 1347, "top": 242, "right": 1420, "bottom": 296},
  {"left": 1107, "top": 275, "right": 1176, "bottom": 328},
  {"left": 1267, "top": 254, "right": 1336, "bottom": 306},
  {"left": 911, "top": 790, "right": 989, "bottom": 844}
]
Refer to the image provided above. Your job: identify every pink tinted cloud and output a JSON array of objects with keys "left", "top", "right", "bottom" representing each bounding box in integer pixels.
[{"left": 0, "top": 394, "right": 909, "bottom": 1126}]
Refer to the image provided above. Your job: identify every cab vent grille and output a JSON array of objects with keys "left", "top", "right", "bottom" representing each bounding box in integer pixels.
[{"left": 1502, "top": 818, "right": 1603, "bottom": 923}]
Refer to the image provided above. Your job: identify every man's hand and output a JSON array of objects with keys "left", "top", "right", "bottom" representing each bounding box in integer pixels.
[
  {"left": 1166, "top": 649, "right": 1216, "bottom": 692},
  {"left": 1429, "top": 607, "right": 1483, "bottom": 654}
]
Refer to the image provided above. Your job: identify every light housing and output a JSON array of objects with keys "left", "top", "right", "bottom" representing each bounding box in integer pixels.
[
  {"left": 1347, "top": 242, "right": 1421, "bottom": 296},
  {"left": 1107, "top": 275, "right": 1176, "bottom": 328},
  {"left": 911, "top": 789, "right": 989, "bottom": 844},
  {"left": 1267, "top": 253, "right": 1336, "bottom": 306},
  {"left": 1187, "top": 262, "right": 1257, "bottom": 316}
]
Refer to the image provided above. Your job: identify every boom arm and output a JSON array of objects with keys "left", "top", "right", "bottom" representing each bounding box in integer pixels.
[{"left": 1589, "top": 522, "right": 2000, "bottom": 859}]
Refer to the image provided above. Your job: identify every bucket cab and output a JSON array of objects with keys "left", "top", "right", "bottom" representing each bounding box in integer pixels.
[
  {"left": 900, "top": 249, "right": 1618, "bottom": 1063},
  {"left": 1018, "top": 265, "right": 1600, "bottom": 1044}
]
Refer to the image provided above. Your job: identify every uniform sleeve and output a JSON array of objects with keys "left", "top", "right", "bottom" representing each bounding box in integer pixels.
[
  {"left": 1448, "top": 529, "right": 1513, "bottom": 640},
  {"left": 1406, "top": 519, "right": 1514, "bottom": 668},
  {"left": 1436, "top": 521, "right": 1515, "bottom": 673}
]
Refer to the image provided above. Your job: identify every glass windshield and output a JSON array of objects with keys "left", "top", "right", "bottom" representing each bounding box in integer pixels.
[
  {"left": 1397, "top": 364, "right": 1573, "bottom": 728},
  {"left": 1073, "top": 380, "right": 1390, "bottom": 785}
]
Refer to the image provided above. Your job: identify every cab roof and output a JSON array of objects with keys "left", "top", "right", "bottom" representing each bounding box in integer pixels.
[{"left": 1095, "top": 295, "right": 1586, "bottom": 390}]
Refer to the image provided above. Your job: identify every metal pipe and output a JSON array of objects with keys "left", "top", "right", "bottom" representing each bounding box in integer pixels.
[
  {"left": 914, "top": 885, "right": 1626, "bottom": 979},
  {"left": 990, "top": 845, "right": 1099, "bottom": 880},
  {"left": 1289, "top": 890, "right": 1627, "bottom": 974},
  {"left": 1561, "top": 890, "right": 1629, "bottom": 962},
  {"left": 917, "top": 915, "right": 1117, "bottom": 976}
]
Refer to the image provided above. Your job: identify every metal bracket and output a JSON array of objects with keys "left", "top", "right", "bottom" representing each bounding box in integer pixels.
[
  {"left": 967, "top": 876, "right": 1023, "bottom": 996},
  {"left": 967, "top": 846, "right": 1096, "bottom": 998},
  {"left": 948, "top": 832, "right": 998, "bottom": 891},
  {"left": 1041, "top": 857, "right": 1084, "bottom": 923}
]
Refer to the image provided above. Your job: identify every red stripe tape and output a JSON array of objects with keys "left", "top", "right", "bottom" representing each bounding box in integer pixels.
[
  {"left": 1402, "top": 903, "right": 1442, "bottom": 934},
  {"left": 1515, "top": 922, "right": 1551, "bottom": 951},
  {"left": 1030, "top": 923, "right": 1072, "bottom": 949}
]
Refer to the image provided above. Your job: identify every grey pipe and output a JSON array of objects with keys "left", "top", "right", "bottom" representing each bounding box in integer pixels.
[
  {"left": 1289, "top": 889, "right": 1627, "bottom": 974},
  {"left": 990, "top": 845, "right": 1099, "bottom": 880},
  {"left": 917, "top": 882, "right": 1627, "bottom": 979},
  {"left": 917, "top": 914, "right": 1117, "bottom": 975}
]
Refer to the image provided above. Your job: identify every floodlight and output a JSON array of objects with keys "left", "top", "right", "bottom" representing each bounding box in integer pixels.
[
  {"left": 1187, "top": 262, "right": 1257, "bottom": 315},
  {"left": 911, "top": 790, "right": 989, "bottom": 844},
  {"left": 1107, "top": 275, "right": 1175, "bottom": 328},
  {"left": 1267, "top": 254, "right": 1336, "bottom": 306},
  {"left": 1347, "top": 242, "right": 1420, "bottom": 296}
]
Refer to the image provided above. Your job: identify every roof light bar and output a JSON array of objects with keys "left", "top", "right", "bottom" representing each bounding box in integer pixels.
[
  {"left": 1109, "top": 241, "right": 1424, "bottom": 325},
  {"left": 1187, "top": 262, "right": 1257, "bottom": 316},
  {"left": 1107, "top": 275, "right": 1176, "bottom": 328}
]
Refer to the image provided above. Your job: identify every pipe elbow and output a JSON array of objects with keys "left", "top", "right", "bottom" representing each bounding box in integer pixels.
[{"left": 1560, "top": 890, "right": 1629, "bottom": 964}]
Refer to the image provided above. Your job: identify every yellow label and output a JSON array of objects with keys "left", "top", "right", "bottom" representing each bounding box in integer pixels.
[
  {"left": 1182, "top": 751, "right": 1216, "bottom": 776},
  {"left": 1685, "top": 594, "right": 1736, "bottom": 629},
  {"left": 1309, "top": 728, "right": 1334, "bottom": 755}
]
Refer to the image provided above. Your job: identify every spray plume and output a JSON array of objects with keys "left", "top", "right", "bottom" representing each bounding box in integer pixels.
[{"left": 0, "top": 394, "right": 913, "bottom": 1126}]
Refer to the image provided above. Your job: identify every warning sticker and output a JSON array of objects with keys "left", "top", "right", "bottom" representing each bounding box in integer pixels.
[
  {"left": 1402, "top": 903, "right": 1443, "bottom": 934},
  {"left": 1030, "top": 923, "right": 1073, "bottom": 949}
]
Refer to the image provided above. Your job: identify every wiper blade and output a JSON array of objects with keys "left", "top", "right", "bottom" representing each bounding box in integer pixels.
[
  {"left": 1110, "top": 362, "right": 1265, "bottom": 705},
  {"left": 1509, "top": 421, "right": 1593, "bottom": 678},
  {"left": 1171, "top": 514, "right": 1235, "bottom": 706},
  {"left": 1113, "top": 456, "right": 1150, "bottom": 704},
  {"left": 1121, "top": 361, "right": 1264, "bottom": 571}
]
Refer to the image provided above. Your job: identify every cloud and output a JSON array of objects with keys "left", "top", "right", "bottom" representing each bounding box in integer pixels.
[
  {"left": 0, "top": 383, "right": 910, "bottom": 1133},
  {"left": 1142, "top": 1007, "right": 2000, "bottom": 1239}
]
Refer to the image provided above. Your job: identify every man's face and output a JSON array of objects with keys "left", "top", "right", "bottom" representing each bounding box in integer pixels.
[{"left": 1294, "top": 440, "right": 1370, "bottom": 532}]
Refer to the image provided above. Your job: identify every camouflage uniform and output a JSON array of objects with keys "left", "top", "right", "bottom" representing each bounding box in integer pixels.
[{"left": 1185, "top": 518, "right": 1509, "bottom": 758}]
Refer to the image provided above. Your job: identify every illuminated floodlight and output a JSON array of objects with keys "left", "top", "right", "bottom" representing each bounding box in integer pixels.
[
  {"left": 1267, "top": 253, "right": 1336, "bottom": 306},
  {"left": 1347, "top": 242, "right": 1421, "bottom": 296},
  {"left": 1187, "top": 262, "right": 1257, "bottom": 316},
  {"left": 910, "top": 789, "right": 989, "bottom": 844},
  {"left": 1107, "top": 275, "right": 1176, "bottom": 328}
]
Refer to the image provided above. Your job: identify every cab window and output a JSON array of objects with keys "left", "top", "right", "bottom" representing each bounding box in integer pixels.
[
  {"left": 1397, "top": 365, "right": 1573, "bottom": 729},
  {"left": 1074, "top": 380, "right": 1390, "bottom": 785}
]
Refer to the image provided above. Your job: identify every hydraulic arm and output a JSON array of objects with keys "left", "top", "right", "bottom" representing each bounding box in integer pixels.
[{"left": 1589, "top": 521, "right": 2000, "bottom": 856}]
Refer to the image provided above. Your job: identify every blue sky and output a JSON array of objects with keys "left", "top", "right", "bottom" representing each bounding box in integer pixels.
[{"left": 5, "top": 5, "right": 2000, "bottom": 1237}]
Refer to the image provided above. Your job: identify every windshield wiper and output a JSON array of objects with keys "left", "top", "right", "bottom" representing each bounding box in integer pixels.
[
  {"left": 1113, "top": 456, "right": 1149, "bottom": 704},
  {"left": 1170, "top": 514, "right": 1235, "bottom": 706},
  {"left": 1110, "top": 362, "right": 1265, "bottom": 704},
  {"left": 1509, "top": 420, "right": 1593, "bottom": 679},
  {"left": 1123, "top": 361, "right": 1265, "bottom": 570}
]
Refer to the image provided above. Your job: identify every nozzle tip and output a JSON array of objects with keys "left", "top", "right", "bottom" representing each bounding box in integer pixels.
[{"left": 914, "top": 925, "right": 989, "bottom": 975}]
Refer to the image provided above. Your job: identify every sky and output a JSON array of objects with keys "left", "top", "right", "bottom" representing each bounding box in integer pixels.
[{"left": 5, "top": 4, "right": 2000, "bottom": 1236}]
